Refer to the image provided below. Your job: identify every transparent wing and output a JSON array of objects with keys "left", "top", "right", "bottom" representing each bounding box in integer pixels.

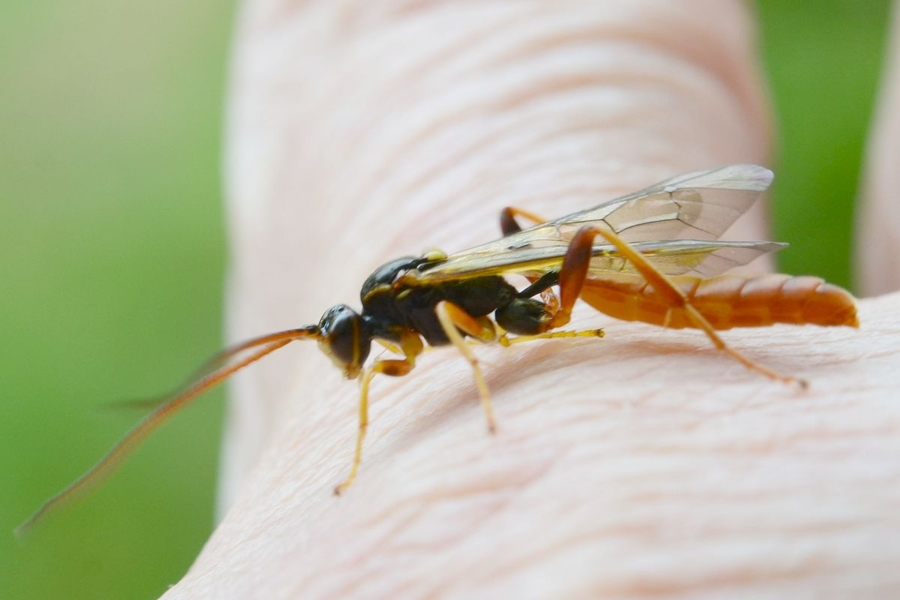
[{"left": 415, "top": 164, "right": 776, "bottom": 282}]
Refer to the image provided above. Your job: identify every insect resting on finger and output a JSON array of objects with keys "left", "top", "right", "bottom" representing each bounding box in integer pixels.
[{"left": 16, "top": 164, "right": 858, "bottom": 536}]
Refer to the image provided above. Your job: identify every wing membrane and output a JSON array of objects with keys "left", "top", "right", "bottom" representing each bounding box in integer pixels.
[
  {"left": 419, "top": 240, "right": 784, "bottom": 280},
  {"left": 415, "top": 164, "right": 776, "bottom": 282}
]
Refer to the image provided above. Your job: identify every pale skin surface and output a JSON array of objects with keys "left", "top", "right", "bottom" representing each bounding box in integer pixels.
[
  {"left": 165, "top": 1, "right": 900, "bottom": 598},
  {"left": 858, "top": 2, "right": 900, "bottom": 295}
]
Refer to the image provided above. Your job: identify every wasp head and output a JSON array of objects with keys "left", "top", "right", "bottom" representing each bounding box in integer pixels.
[{"left": 316, "top": 304, "right": 371, "bottom": 379}]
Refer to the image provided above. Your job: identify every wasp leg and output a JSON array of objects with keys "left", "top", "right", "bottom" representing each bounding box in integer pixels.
[
  {"left": 434, "top": 300, "right": 499, "bottom": 433},
  {"left": 498, "top": 328, "right": 605, "bottom": 347},
  {"left": 500, "top": 206, "right": 550, "bottom": 236},
  {"left": 551, "top": 225, "right": 805, "bottom": 388},
  {"left": 334, "top": 330, "right": 423, "bottom": 495},
  {"left": 375, "top": 339, "right": 403, "bottom": 355}
]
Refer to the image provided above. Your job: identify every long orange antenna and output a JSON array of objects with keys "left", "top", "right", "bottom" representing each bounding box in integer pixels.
[
  {"left": 102, "top": 328, "right": 323, "bottom": 413},
  {"left": 15, "top": 326, "right": 319, "bottom": 538}
]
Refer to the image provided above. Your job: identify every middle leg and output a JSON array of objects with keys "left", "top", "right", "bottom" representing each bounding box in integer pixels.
[{"left": 434, "top": 300, "right": 500, "bottom": 433}]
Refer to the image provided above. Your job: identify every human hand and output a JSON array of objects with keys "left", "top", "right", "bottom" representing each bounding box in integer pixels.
[{"left": 164, "top": 2, "right": 900, "bottom": 597}]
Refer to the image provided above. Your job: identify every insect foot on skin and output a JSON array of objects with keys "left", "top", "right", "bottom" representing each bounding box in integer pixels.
[{"left": 16, "top": 164, "right": 857, "bottom": 536}]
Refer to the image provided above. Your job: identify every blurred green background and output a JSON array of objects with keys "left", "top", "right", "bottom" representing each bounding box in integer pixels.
[{"left": 0, "top": 2, "right": 891, "bottom": 599}]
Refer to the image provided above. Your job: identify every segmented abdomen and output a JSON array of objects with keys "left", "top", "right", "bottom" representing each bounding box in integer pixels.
[{"left": 579, "top": 273, "right": 858, "bottom": 330}]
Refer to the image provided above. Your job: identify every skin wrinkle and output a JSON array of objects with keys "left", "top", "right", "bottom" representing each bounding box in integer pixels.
[
  {"left": 376, "top": 124, "right": 633, "bottom": 257},
  {"left": 350, "top": 67, "right": 735, "bottom": 219},
  {"left": 481, "top": 536, "right": 688, "bottom": 595},
  {"left": 301, "top": 507, "right": 426, "bottom": 595},
  {"left": 396, "top": 494, "right": 522, "bottom": 554},
  {"left": 388, "top": 125, "right": 744, "bottom": 255},
  {"left": 341, "top": 503, "right": 466, "bottom": 579},
  {"left": 482, "top": 496, "right": 876, "bottom": 596},
  {"left": 260, "top": 2, "right": 760, "bottom": 148},
  {"left": 393, "top": 1, "right": 761, "bottom": 121},
  {"left": 453, "top": 528, "right": 725, "bottom": 596},
  {"left": 348, "top": 428, "right": 554, "bottom": 545},
  {"left": 406, "top": 19, "right": 752, "bottom": 121},
  {"left": 330, "top": 419, "right": 551, "bottom": 525},
  {"left": 225, "top": 4, "right": 760, "bottom": 262},
  {"left": 399, "top": 437, "right": 560, "bottom": 505},
  {"left": 374, "top": 113, "right": 631, "bottom": 248},
  {"left": 359, "top": 8, "right": 536, "bottom": 86},
  {"left": 297, "top": 488, "right": 522, "bottom": 597},
  {"left": 382, "top": 505, "right": 552, "bottom": 597},
  {"left": 252, "top": 2, "right": 756, "bottom": 108},
  {"left": 597, "top": 563, "right": 847, "bottom": 597},
  {"left": 292, "top": 21, "right": 764, "bottom": 258},
  {"left": 264, "top": 18, "right": 536, "bottom": 229}
]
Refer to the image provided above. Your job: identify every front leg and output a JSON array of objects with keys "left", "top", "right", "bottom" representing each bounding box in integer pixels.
[{"left": 334, "top": 330, "right": 423, "bottom": 495}]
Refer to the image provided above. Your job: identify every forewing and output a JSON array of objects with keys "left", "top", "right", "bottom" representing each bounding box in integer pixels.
[
  {"left": 416, "top": 164, "right": 774, "bottom": 282},
  {"left": 583, "top": 240, "right": 786, "bottom": 278},
  {"left": 557, "top": 163, "right": 773, "bottom": 241}
]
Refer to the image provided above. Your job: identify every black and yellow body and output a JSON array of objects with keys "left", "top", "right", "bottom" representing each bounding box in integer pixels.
[{"left": 316, "top": 252, "right": 563, "bottom": 384}]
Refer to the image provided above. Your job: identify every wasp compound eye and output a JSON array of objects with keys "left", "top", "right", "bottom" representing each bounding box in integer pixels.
[{"left": 317, "top": 304, "right": 371, "bottom": 378}]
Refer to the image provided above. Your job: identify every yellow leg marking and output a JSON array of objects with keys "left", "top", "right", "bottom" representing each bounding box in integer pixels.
[
  {"left": 499, "top": 328, "right": 605, "bottom": 347},
  {"left": 376, "top": 339, "right": 403, "bottom": 355},
  {"left": 584, "top": 226, "right": 806, "bottom": 388},
  {"left": 439, "top": 302, "right": 497, "bottom": 341},
  {"left": 334, "top": 370, "right": 371, "bottom": 496},
  {"left": 435, "top": 301, "right": 498, "bottom": 433}
]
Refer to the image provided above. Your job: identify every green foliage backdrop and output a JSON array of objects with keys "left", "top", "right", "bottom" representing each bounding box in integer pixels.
[
  {"left": 0, "top": 2, "right": 889, "bottom": 598},
  {"left": 1, "top": 2, "right": 235, "bottom": 599}
]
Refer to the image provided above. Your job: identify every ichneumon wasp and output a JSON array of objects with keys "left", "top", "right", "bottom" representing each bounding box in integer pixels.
[{"left": 16, "top": 164, "right": 857, "bottom": 536}]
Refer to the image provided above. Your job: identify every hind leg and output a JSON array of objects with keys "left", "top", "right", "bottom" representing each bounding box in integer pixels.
[{"left": 551, "top": 225, "right": 805, "bottom": 387}]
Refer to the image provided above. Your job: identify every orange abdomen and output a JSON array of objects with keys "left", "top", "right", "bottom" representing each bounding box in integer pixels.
[{"left": 579, "top": 273, "right": 859, "bottom": 330}]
